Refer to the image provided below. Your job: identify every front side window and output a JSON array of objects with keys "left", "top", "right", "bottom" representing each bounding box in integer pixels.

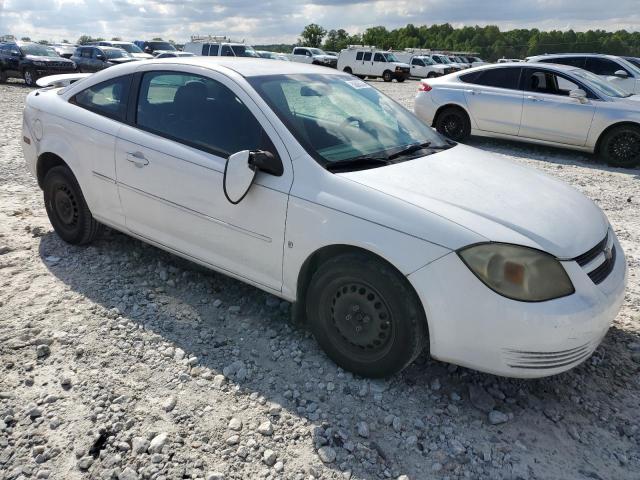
[
  {"left": 585, "top": 57, "right": 628, "bottom": 76},
  {"left": 249, "top": 73, "right": 448, "bottom": 166},
  {"left": 221, "top": 45, "right": 233, "bottom": 56},
  {"left": 136, "top": 71, "right": 266, "bottom": 157},
  {"left": 363, "top": 52, "right": 372, "bottom": 61},
  {"left": 523, "top": 69, "right": 580, "bottom": 96},
  {"left": 411, "top": 58, "right": 425, "bottom": 66},
  {"left": 461, "top": 67, "right": 521, "bottom": 89},
  {"left": 571, "top": 69, "right": 629, "bottom": 98},
  {"left": 373, "top": 53, "right": 385, "bottom": 62},
  {"left": 71, "top": 75, "right": 131, "bottom": 120}
]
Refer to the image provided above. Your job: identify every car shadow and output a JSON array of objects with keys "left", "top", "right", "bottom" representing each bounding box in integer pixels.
[
  {"left": 39, "top": 228, "right": 640, "bottom": 479},
  {"left": 465, "top": 136, "right": 640, "bottom": 177}
]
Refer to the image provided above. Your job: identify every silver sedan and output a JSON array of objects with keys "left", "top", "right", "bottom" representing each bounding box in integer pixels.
[{"left": 414, "top": 62, "right": 640, "bottom": 168}]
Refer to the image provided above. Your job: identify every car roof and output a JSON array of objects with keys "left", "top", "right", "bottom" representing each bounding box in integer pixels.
[
  {"left": 455, "top": 62, "right": 578, "bottom": 73},
  {"left": 143, "top": 57, "right": 346, "bottom": 77},
  {"left": 528, "top": 53, "right": 618, "bottom": 60}
]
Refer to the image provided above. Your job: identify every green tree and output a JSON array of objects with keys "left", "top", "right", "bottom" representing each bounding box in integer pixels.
[
  {"left": 21, "top": 36, "right": 31, "bottom": 42},
  {"left": 77, "top": 35, "right": 104, "bottom": 45},
  {"left": 152, "top": 37, "right": 163, "bottom": 41},
  {"left": 299, "top": 24, "right": 326, "bottom": 48},
  {"left": 111, "top": 37, "right": 122, "bottom": 41}
]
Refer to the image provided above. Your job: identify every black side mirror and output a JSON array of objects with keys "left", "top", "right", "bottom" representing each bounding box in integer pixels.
[{"left": 248, "top": 150, "right": 283, "bottom": 176}]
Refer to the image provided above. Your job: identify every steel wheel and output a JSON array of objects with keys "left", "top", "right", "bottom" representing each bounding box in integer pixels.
[
  {"left": 328, "top": 281, "right": 394, "bottom": 361},
  {"left": 24, "top": 69, "right": 36, "bottom": 87}
]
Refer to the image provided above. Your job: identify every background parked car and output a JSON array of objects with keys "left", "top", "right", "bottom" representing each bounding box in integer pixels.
[
  {"left": 71, "top": 46, "right": 138, "bottom": 73},
  {"left": 50, "top": 43, "right": 77, "bottom": 59},
  {"left": 414, "top": 62, "right": 640, "bottom": 167},
  {"left": 0, "top": 41, "right": 76, "bottom": 86},
  {"left": 393, "top": 52, "right": 454, "bottom": 77},
  {"left": 428, "top": 53, "right": 463, "bottom": 71},
  {"left": 498, "top": 58, "right": 523, "bottom": 63},
  {"left": 133, "top": 40, "right": 177, "bottom": 56},
  {"left": 527, "top": 53, "right": 640, "bottom": 94},
  {"left": 154, "top": 51, "right": 196, "bottom": 58},
  {"left": 256, "top": 50, "right": 290, "bottom": 60},
  {"left": 88, "top": 41, "right": 153, "bottom": 59},
  {"left": 287, "top": 47, "right": 337, "bottom": 68},
  {"left": 338, "top": 46, "right": 410, "bottom": 82},
  {"left": 461, "top": 55, "right": 488, "bottom": 67},
  {"left": 623, "top": 56, "right": 640, "bottom": 69}
]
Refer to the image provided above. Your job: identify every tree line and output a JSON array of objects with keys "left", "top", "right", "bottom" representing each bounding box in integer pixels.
[{"left": 258, "top": 23, "right": 640, "bottom": 61}]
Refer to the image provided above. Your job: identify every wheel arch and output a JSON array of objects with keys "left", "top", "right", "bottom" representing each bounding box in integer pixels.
[
  {"left": 432, "top": 103, "right": 471, "bottom": 128},
  {"left": 594, "top": 121, "right": 640, "bottom": 155},
  {"left": 293, "top": 244, "right": 430, "bottom": 334},
  {"left": 37, "top": 152, "right": 69, "bottom": 189}
]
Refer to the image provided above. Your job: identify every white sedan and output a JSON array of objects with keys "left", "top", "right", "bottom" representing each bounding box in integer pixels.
[
  {"left": 22, "top": 58, "right": 627, "bottom": 378},
  {"left": 414, "top": 62, "right": 640, "bottom": 168}
]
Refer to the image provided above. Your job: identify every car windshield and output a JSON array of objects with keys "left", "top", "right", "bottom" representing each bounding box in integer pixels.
[
  {"left": 20, "top": 43, "right": 60, "bottom": 57},
  {"left": 625, "top": 57, "right": 640, "bottom": 69},
  {"left": 104, "top": 49, "right": 131, "bottom": 59},
  {"left": 434, "top": 55, "right": 450, "bottom": 64},
  {"left": 249, "top": 73, "right": 448, "bottom": 167},
  {"left": 420, "top": 56, "right": 435, "bottom": 65},
  {"left": 309, "top": 48, "right": 327, "bottom": 55},
  {"left": 230, "top": 45, "right": 259, "bottom": 57},
  {"left": 570, "top": 69, "right": 631, "bottom": 98},
  {"left": 149, "top": 42, "right": 176, "bottom": 51},
  {"left": 117, "top": 43, "right": 143, "bottom": 54},
  {"left": 383, "top": 52, "right": 398, "bottom": 62}
]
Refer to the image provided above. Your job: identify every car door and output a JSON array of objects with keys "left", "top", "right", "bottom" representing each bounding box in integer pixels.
[
  {"left": 5, "top": 45, "right": 21, "bottom": 76},
  {"left": 372, "top": 53, "right": 386, "bottom": 76},
  {"left": 585, "top": 57, "right": 637, "bottom": 94},
  {"left": 518, "top": 67, "right": 596, "bottom": 146},
  {"left": 460, "top": 67, "right": 524, "bottom": 135},
  {"left": 92, "top": 48, "right": 108, "bottom": 71},
  {"left": 410, "top": 58, "right": 427, "bottom": 77},
  {"left": 114, "top": 66, "right": 293, "bottom": 291},
  {"left": 356, "top": 52, "right": 372, "bottom": 76}
]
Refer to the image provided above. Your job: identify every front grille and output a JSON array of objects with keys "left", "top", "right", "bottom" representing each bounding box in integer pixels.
[
  {"left": 504, "top": 343, "right": 594, "bottom": 370},
  {"left": 573, "top": 231, "right": 616, "bottom": 285},
  {"left": 589, "top": 245, "right": 616, "bottom": 284}
]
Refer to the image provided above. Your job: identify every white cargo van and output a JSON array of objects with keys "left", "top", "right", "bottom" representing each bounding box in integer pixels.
[
  {"left": 183, "top": 36, "right": 259, "bottom": 57},
  {"left": 337, "top": 46, "right": 410, "bottom": 82}
]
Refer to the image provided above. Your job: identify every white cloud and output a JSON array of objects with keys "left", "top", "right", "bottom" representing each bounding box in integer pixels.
[{"left": 0, "top": 0, "right": 638, "bottom": 44}]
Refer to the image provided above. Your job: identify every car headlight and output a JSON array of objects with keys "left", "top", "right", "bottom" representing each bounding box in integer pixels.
[{"left": 458, "top": 243, "right": 574, "bottom": 302}]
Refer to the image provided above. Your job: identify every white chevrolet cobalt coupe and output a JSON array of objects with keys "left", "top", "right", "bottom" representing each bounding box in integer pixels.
[{"left": 22, "top": 59, "right": 627, "bottom": 378}]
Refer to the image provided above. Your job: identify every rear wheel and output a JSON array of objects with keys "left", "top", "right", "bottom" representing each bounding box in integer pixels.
[
  {"left": 599, "top": 125, "right": 640, "bottom": 168},
  {"left": 43, "top": 166, "right": 101, "bottom": 245},
  {"left": 343, "top": 67, "right": 353, "bottom": 75},
  {"left": 435, "top": 107, "right": 471, "bottom": 141},
  {"left": 24, "top": 68, "right": 37, "bottom": 87},
  {"left": 382, "top": 70, "right": 393, "bottom": 82},
  {"left": 306, "top": 253, "right": 427, "bottom": 378}
]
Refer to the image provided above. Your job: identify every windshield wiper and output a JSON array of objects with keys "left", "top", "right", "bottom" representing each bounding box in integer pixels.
[
  {"left": 387, "top": 141, "right": 433, "bottom": 159},
  {"left": 325, "top": 156, "right": 390, "bottom": 172}
]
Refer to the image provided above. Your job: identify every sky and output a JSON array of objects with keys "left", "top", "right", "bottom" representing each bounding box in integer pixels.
[{"left": 1, "top": 0, "right": 639, "bottom": 45}]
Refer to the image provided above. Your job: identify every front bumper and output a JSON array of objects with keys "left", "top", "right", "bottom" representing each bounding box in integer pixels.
[
  {"left": 33, "top": 67, "right": 76, "bottom": 76},
  {"left": 408, "top": 233, "right": 627, "bottom": 378},
  {"left": 394, "top": 69, "right": 410, "bottom": 79}
]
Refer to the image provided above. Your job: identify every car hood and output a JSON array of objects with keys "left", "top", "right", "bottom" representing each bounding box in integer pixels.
[
  {"left": 338, "top": 144, "right": 608, "bottom": 258},
  {"left": 26, "top": 55, "right": 74, "bottom": 64},
  {"left": 131, "top": 52, "right": 153, "bottom": 59},
  {"left": 108, "top": 57, "right": 139, "bottom": 64}
]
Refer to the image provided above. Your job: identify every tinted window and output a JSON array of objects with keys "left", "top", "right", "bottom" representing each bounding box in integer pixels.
[
  {"left": 461, "top": 67, "right": 521, "bottom": 89},
  {"left": 585, "top": 57, "right": 628, "bottom": 76},
  {"left": 71, "top": 76, "right": 131, "bottom": 120},
  {"left": 136, "top": 72, "right": 266, "bottom": 157},
  {"left": 373, "top": 53, "right": 384, "bottom": 62},
  {"left": 625, "top": 57, "right": 640, "bottom": 69},
  {"left": 545, "top": 56, "right": 585, "bottom": 68},
  {"left": 81, "top": 48, "right": 92, "bottom": 58},
  {"left": 363, "top": 52, "right": 372, "bottom": 61},
  {"left": 523, "top": 69, "right": 580, "bottom": 96},
  {"left": 209, "top": 44, "right": 219, "bottom": 56},
  {"left": 355, "top": 52, "right": 363, "bottom": 61},
  {"left": 221, "top": 45, "right": 233, "bottom": 56},
  {"left": 411, "top": 58, "right": 425, "bottom": 66}
]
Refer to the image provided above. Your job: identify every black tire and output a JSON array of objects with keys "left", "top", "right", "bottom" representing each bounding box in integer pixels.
[
  {"left": 306, "top": 253, "right": 427, "bottom": 378},
  {"left": 435, "top": 107, "right": 471, "bottom": 141},
  {"left": 599, "top": 125, "right": 640, "bottom": 168},
  {"left": 426, "top": 72, "right": 437, "bottom": 79},
  {"left": 24, "top": 68, "right": 37, "bottom": 87},
  {"left": 43, "top": 166, "right": 101, "bottom": 245},
  {"left": 343, "top": 67, "right": 353, "bottom": 74},
  {"left": 0, "top": 69, "right": 6, "bottom": 83},
  {"left": 396, "top": 76, "right": 406, "bottom": 83},
  {"left": 382, "top": 70, "right": 393, "bottom": 82},
  {"left": 356, "top": 75, "right": 366, "bottom": 80}
]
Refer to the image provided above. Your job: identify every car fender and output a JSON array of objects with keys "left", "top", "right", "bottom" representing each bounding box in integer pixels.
[{"left": 587, "top": 104, "right": 640, "bottom": 151}]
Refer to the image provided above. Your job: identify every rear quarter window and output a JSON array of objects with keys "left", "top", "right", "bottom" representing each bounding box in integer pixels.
[{"left": 461, "top": 67, "right": 521, "bottom": 89}]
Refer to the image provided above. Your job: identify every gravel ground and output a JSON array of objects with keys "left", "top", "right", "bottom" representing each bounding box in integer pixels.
[{"left": 0, "top": 76, "right": 639, "bottom": 480}]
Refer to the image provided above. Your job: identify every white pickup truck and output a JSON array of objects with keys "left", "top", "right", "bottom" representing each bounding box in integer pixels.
[{"left": 287, "top": 47, "right": 338, "bottom": 68}]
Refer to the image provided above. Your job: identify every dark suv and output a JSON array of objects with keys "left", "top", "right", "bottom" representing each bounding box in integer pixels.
[
  {"left": 0, "top": 42, "right": 76, "bottom": 86},
  {"left": 133, "top": 40, "right": 177, "bottom": 56},
  {"left": 70, "top": 46, "right": 139, "bottom": 73}
]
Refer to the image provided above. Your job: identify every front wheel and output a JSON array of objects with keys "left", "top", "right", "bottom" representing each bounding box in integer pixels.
[
  {"left": 435, "top": 107, "right": 471, "bottom": 141},
  {"left": 306, "top": 253, "right": 427, "bottom": 378},
  {"left": 24, "top": 68, "right": 37, "bottom": 87},
  {"left": 382, "top": 70, "right": 393, "bottom": 82},
  {"left": 396, "top": 76, "right": 406, "bottom": 83},
  {"left": 599, "top": 125, "right": 640, "bottom": 168},
  {"left": 43, "top": 166, "right": 102, "bottom": 245}
]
